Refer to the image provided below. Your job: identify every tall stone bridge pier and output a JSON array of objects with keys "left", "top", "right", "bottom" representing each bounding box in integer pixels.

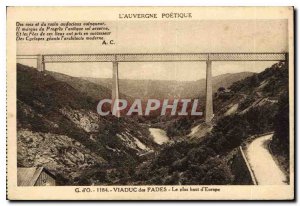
[{"left": 17, "top": 52, "right": 288, "bottom": 123}]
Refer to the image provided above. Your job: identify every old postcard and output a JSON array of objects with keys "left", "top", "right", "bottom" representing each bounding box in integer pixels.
[{"left": 7, "top": 7, "right": 294, "bottom": 200}]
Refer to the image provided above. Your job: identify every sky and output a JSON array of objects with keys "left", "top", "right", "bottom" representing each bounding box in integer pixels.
[{"left": 17, "top": 19, "right": 288, "bottom": 80}]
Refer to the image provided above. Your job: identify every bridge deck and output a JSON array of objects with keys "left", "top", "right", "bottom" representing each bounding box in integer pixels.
[{"left": 17, "top": 53, "right": 287, "bottom": 63}]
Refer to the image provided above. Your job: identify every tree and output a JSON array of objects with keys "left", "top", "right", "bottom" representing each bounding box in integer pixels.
[
  {"left": 272, "top": 92, "right": 289, "bottom": 153},
  {"left": 218, "top": 87, "right": 226, "bottom": 93}
]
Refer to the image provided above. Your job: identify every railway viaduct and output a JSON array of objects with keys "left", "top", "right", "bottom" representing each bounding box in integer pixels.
[{"left": 17, "top": 52, "right": 288, "bottom": 122}]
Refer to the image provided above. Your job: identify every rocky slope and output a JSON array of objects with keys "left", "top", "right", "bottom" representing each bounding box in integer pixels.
[
  {"left": 17, "top": 64, "right": 158, "bottom": 185},
  {"left": 214, "top": 61, "right": 287, "bottom": 118},
  {"left": 126, "top": 61, "right": 289, "bottom": 185},
  {"left": 16, "top": 61, "right": 289, "bottom": 185},
  {"left": 17, "top": 129, "right": 106, "bottom": 181}
]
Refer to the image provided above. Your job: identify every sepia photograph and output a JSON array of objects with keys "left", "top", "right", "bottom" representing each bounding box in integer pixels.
[{"left": 6, "top": 6, "right": 294, "bottom": 200}]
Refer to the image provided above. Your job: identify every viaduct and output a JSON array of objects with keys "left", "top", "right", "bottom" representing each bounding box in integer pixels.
[{"left": 17, "top": 53, "right": 288, "bottom": 123}]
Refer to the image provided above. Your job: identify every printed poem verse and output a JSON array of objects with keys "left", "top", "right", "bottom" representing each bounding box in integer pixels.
[{"left": 16, "top": 21, "right": 115, "bottom": 44}]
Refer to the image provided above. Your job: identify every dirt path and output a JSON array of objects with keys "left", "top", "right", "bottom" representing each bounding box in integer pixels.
[{"left": 246, "top": 134, "right": 288, "bottom": 185}]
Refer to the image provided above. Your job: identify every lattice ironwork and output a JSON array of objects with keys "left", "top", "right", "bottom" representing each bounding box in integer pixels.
[
  {"left": 116, "top": 53, "right": 208, "bottom": 62},
  {"left": 43, "top": 54, "right": 115, "bottom": 63},
  {"left": 209, "top": 53, "right": 286, "bottom": 61},
  {"left": 17, "top": 53, "right": 288, "bottom": 63}
]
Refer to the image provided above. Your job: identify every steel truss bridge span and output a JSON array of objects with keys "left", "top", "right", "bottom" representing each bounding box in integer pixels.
[{"left": 16, "top": 52, "right": 288, "bottom": 122}]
